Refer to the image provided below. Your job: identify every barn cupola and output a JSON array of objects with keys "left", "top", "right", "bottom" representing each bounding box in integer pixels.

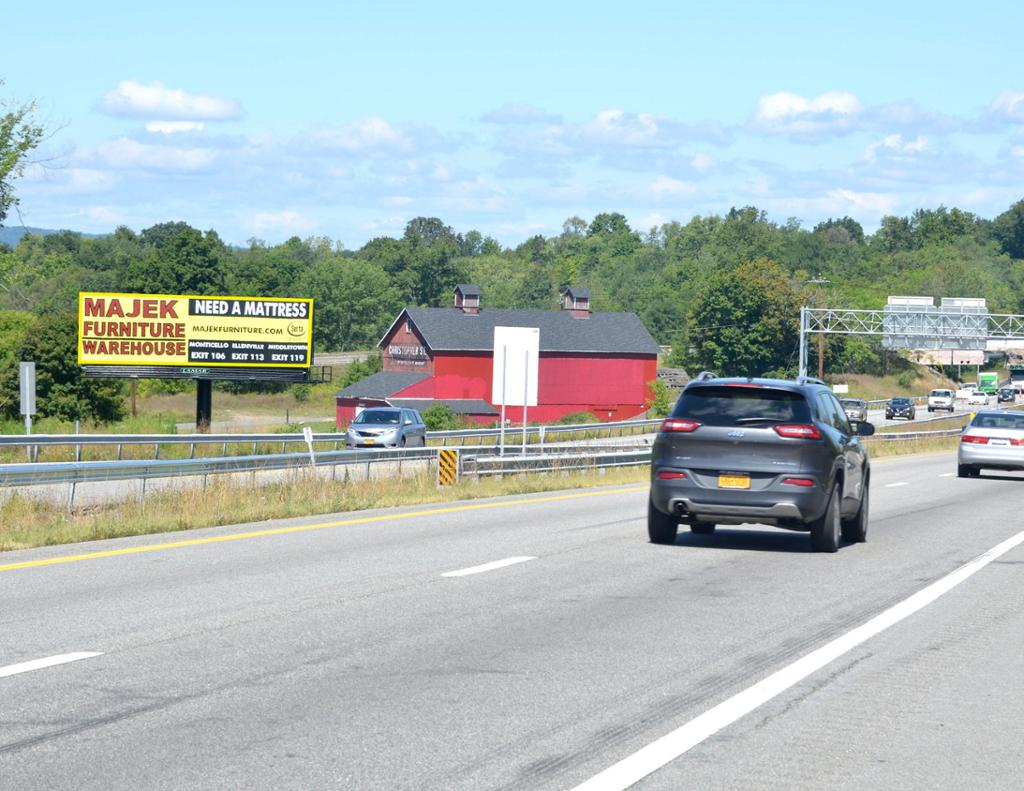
[
  {"left": 561, "top": 286, "right": 591, "bottom": 318},
  {"left": 453, "top": 284, "right": 481, "bottom": 314}
]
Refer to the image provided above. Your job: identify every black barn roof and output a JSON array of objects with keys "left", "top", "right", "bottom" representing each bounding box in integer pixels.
[
  {"left": 336, "top": 371, "right": 429, "bottom": 399},
  {"left": 381, "top": 308, "right": 659, "bottom": 355}
]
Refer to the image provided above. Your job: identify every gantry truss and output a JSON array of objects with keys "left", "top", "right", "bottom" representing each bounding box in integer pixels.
[{"left": 798, "top": 307, "right": 1024, "bottom": 377}]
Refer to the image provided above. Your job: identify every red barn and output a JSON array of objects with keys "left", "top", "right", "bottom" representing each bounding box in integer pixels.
[{"left": 335, "top": 285, "right": 659, "bottom": 426}]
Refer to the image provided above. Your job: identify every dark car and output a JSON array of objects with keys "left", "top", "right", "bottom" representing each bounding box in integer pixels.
[
  {"left": 997, "top": 387, "right": 1016, "bottom": 404},
  {"left": 885, "top": 397, "right": 916, "bottom": 420},
  {"left": 345, "top": 407, "right": 426, "bottom": 447},
  {"left": 648, "top": 374, "right": 874, "bottom": 552}
]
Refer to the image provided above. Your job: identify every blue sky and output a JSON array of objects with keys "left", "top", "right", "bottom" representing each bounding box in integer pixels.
[{"left": 5, "top": 0, "right": 1024, "bottom": 245}]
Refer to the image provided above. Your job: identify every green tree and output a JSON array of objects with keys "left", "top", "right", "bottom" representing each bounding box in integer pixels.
[
  {"left": 1, "top": 84, "right": 44, "bottom": 226},
  {"left": 682, "top": 258, "right": 800, "bottom": 376},
  {"left": 300, "top": 258, "right": 400, "bottom": 351},
  {"left": 128, "top": 223, "right": 227, "bottom": 294},
  {"left": 0, "top": 313, "right": 125, "bottom": 421},
  {"left": 422, "top": 402, "right": 457, "bottom": 430},
  {"left": 993, "top": 199, "right": 1024, "bottom": 260}
]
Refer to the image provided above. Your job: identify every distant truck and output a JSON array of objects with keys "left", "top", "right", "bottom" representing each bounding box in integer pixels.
[
  {"left": 1010, "top": 364, "right": 1024, "bottom": 393},
  {"left": 978, "top": 372, "right": 999, "bottom": 394}
]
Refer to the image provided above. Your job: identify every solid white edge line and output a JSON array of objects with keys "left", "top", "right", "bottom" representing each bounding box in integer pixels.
[
  {"left": 570, "top": 528, "right": 1024, "bottom": 791},
  {"left": 884, "top": 482, "right": 909, "bottom": 487},
  {"left": 938, "top": 473, "right": 956, "bottom": 477},
  {"left": 0, "top": 651, "right": 103, "bottom": 679},
  {"left": 441, "top": 556, "right": 537, "bottom": 578}
]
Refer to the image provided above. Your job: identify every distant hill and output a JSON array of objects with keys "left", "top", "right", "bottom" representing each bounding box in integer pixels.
[{"left": 0, "top": 226, "right": 106, "bottom": 248}]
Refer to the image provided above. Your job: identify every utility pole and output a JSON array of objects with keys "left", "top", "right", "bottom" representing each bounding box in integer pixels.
[{"left": 806, "top": 275, "right": 830, "bottom": 379}]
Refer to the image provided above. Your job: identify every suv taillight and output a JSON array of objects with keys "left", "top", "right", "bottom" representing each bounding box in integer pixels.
[
  {"left": 661, "top": 418, "right": 701, "bottom": 433},
  {"left": 773, "top": 424, "right": 822, "bottom": 440}
]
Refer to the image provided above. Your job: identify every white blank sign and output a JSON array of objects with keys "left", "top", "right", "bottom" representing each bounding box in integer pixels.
[{"left": 492, "top": 326, "right": 539, "bottom": 407}]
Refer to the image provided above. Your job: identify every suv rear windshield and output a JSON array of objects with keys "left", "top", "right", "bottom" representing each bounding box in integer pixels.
[{"left": 671, "top": 386, "right": 812, "bottom": 426}]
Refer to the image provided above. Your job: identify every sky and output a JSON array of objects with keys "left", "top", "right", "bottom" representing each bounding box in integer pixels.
[{"left": 4, "top": 0, "right": 1024, "bottom": 247}]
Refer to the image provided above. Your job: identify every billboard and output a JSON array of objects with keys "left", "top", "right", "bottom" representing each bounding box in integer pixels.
[
  {"left": 78, "top": 292, "right": 313, "bottom": 381},
  {"left": 492, "top": 326, "right": 539, "bottom": 407}
]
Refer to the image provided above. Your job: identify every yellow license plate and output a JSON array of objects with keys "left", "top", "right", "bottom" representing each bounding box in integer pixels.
[
  {"left": 718, "top": 474, "right": 751, "bottom": 489},
  {"left": 362, "top": 439, "right": 375, "bottom": 445}
]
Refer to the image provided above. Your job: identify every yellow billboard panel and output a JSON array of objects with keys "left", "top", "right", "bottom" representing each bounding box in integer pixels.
[{"left": 78, "top": 292, "right": 313, "bottom": 368}]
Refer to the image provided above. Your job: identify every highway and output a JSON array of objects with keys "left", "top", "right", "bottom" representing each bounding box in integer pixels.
[{"left": 2, "top": 451, "right": 1023, "bottom": 790}]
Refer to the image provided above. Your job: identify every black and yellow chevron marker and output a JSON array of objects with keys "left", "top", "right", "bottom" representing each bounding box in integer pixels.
[{"left": 437, "top": 449, "right": 459, "bottom": 486}]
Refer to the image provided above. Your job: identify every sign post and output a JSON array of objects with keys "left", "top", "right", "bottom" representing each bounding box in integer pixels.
[
  {"left": 20, "top": 361, "right": 35, "bottom": 462},
  {"left": 19, "top": 361, "right": 35, "bottom": 435}
]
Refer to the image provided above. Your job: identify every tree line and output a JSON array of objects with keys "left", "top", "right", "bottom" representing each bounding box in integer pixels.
[{"left": 2, "top": 201, "right": 1024, "bottom": 422}]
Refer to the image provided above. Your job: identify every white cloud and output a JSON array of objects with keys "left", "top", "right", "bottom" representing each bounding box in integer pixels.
[
  {"left": 631, "top": 211, "right": 669, "bottom": 230},
  {"left": 311, "top": 118, "right": 410, "bottom": 152},
  {"left": 249, "top": 211, "right": 317, "bottom": 234},
  {"left": 146, "top": 121, "right": 205, "bottom": 134},
  {"left": 992, "top": 91, "right": 1024, "bottom": 122},
  {"left": 1012, "top": 145, "right": 1024, "bottom": 159},
  {"left": 754, "top": 91, "right": 862, "bottom": 137},
  {"left": 583, "top": 109, "right": 662, "bottom": 146},
  {"left": 691, "top": 153, "right": 714, "bottom": 172},
  {"left": 650, "top": 175, "right": 696, "bottom": 198},
  {"left": 83, "top": 206, "right": 128, "bottom": 225},
  {"left": 864, "top": 134, "right": 928, "bottom": 161},
  {"left": 382, "top": 195, "right": 413, "bottom": 207},
  {"left": 825, "top": 188, "right": 898, "bottom": 215},
  {"left": 101, "top": 80, "right": 243, "bottom": 121},
  {"left": 93, "top": 138, "right": 217, "bottom": 171}
]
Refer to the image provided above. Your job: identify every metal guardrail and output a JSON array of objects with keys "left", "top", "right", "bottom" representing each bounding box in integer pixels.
[
  {"left": 0, "top": 418, "right": 663, "bottom": 454},
  {"left": 464, "top": 448, "right": 650, "bottom": 477}
]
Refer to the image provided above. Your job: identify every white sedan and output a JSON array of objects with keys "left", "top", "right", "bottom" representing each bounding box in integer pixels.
[{"left": 966, "top": 390, "right": 990, "bottom": 406}]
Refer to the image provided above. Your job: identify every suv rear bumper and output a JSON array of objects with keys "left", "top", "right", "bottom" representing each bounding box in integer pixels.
[{"left": 650, "top": 478, "right": 830, "bottom": 528}]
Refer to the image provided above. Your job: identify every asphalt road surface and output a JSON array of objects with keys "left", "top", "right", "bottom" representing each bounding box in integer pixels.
[{"left": 2, "top": 452, "right": 1023, "bottom": 790}]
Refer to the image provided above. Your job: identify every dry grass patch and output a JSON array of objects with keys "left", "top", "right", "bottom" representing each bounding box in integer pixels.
[{"left": 0, "top": 466, "right": 649, "bottom": 552}]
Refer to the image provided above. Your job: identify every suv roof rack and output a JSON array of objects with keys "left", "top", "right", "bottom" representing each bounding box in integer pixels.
[
  {"left": 695, "top": 371, "right": 717, "bottom": 381},
  {"left": 796, "top": 376, "right": 826, "bottom": 386}
]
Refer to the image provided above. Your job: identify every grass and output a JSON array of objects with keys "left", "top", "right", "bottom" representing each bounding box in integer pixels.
[
  {"left": 865, "top": 435, "right": 959, "bottom": 457},
  {"left": 831, "top": 370, "right": 957, "bottom": 402},
  {"left": 0, "top": 466, "right": 649, "bottom": 553}
]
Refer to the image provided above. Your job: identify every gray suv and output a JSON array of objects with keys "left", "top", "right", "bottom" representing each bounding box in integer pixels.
[{"left": 648, "top": 374, "right": 874, "bottom": 552}]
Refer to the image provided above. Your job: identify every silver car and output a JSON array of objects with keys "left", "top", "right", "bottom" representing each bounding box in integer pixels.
[
  {"left": 839, "top": 397, "right": 868, "bottom": 423},
  {"left": 957, "top": 410, "right": 1024, "bottom": 477},
  {"left": 346, "top": 407, "right": 426, "bottom": 448}
]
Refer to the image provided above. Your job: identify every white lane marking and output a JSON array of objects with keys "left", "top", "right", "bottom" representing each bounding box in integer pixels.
[
  {"left": 441, "top": 556, "right": 537, "bottom": 578},
  {"left": 0, "top": 652, "right": 102, "bottom": 679},
  {"left": 939, "top": 473, "right": 956, "bottom": 478},
  {"left": 570, "top": 529, "right": 1024, "bottom": 791},
  {"left": 885, "top": 482, "right": 909, "bottom": 488}
]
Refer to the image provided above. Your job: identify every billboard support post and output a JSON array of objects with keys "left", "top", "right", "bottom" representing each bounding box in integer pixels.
[
  {"left": 521, "top": 348, "right": 529, "bottom": 456},
  {"left": 196, "top": 379, "right": 213, "bottom": 432},
  {"left": 499, "top": 346, "right": 507, "bottom": 456}
]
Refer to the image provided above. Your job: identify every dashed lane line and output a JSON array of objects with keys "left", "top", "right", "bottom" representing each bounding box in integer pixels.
[
  {"left": 0, "top": 652, "right": 103, "bottom": 679},
  {"left": 441, "top": 556, "right": 537, "bottom": 578}
]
